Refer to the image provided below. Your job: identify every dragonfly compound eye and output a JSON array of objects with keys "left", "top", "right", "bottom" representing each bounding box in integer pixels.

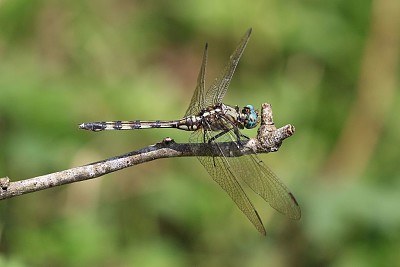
[{"left": 244, "top": 105, "right": 258, "bottom": 129}]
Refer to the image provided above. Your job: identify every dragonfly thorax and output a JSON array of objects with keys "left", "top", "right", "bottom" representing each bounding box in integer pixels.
[{"left": 197, "top": 103, "right": 259, "bottom": 131}]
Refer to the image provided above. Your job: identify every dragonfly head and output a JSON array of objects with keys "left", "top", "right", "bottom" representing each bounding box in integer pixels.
[{"left": 242, "top": 104, "right": 259, "bottom": 129}]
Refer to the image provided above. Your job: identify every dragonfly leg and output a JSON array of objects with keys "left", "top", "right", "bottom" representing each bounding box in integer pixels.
[
  {"left": 209, "top": 116, "right": 246, "bottom": 149},
  {"left": 232, "top": 127, "right": 245, "bottom": 148},
  {"left": 240, "top": 133, "right": 250, "bottom": 140},
  {"left": 208, "top": 128, "right": 230, "bottom": 144}
]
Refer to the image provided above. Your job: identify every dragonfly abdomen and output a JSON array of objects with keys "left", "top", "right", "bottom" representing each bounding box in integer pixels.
[{"left": 79, "top": 117, "right": 202, "bottom": 132}]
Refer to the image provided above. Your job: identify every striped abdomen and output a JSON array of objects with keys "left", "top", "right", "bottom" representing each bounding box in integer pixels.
[{"left": 79, "top": 116, "right": 201, "bottom": 132}]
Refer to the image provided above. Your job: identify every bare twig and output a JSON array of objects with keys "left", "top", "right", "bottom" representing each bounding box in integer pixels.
[{"left": 0, "top": 103, "right": 294, "bottom": 200}]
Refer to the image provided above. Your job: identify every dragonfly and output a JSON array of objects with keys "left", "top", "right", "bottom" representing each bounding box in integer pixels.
[{"left": 79, "top": 28, "right": 301, "bottom": 235}]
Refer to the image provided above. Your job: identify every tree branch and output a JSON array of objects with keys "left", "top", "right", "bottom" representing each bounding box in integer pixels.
[{"left": 0, "top": 103, "right": 294, "bottom": 200}]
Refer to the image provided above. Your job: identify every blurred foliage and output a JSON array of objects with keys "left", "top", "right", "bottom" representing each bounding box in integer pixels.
[{"left": 1, "top": 0, "right": 399, "bottom": 266}]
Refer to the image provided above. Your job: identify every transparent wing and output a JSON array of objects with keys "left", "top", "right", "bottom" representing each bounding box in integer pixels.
[
  {"left": 230, "top": 154, "right": 301, "bottom": 220},
  {"left": 217, "top": 126, "right": 301, "bottom": 220},
  {"left": 189, "top": 123, "right": 267, "bottom": 235},
  {"left": 184, "top": 43, "right": 208, "bottom": 117},
  {"left": 204, "top": 28, "right": 252, "bottom": 107}
]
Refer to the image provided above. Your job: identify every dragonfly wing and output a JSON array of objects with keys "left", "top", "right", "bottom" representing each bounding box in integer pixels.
[
  {"left": 184, "top": 43, "right": 208, "bottom": 117},
  {"left": 204, "top": 28, "right": 252, "bottom": 107},
  {"left": 189, "top": 129, "right": 267, "bottom": 235},
  {"left": 229, "top": 154, "right": 301, "bottom": 219},
  {"left": 220, "top": 130, "right": 301, "bottom": 220}
]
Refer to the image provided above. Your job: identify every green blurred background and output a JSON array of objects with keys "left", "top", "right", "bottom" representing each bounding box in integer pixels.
[{"left": 1, "top": 0, "right": 399, "bottom": 266}]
